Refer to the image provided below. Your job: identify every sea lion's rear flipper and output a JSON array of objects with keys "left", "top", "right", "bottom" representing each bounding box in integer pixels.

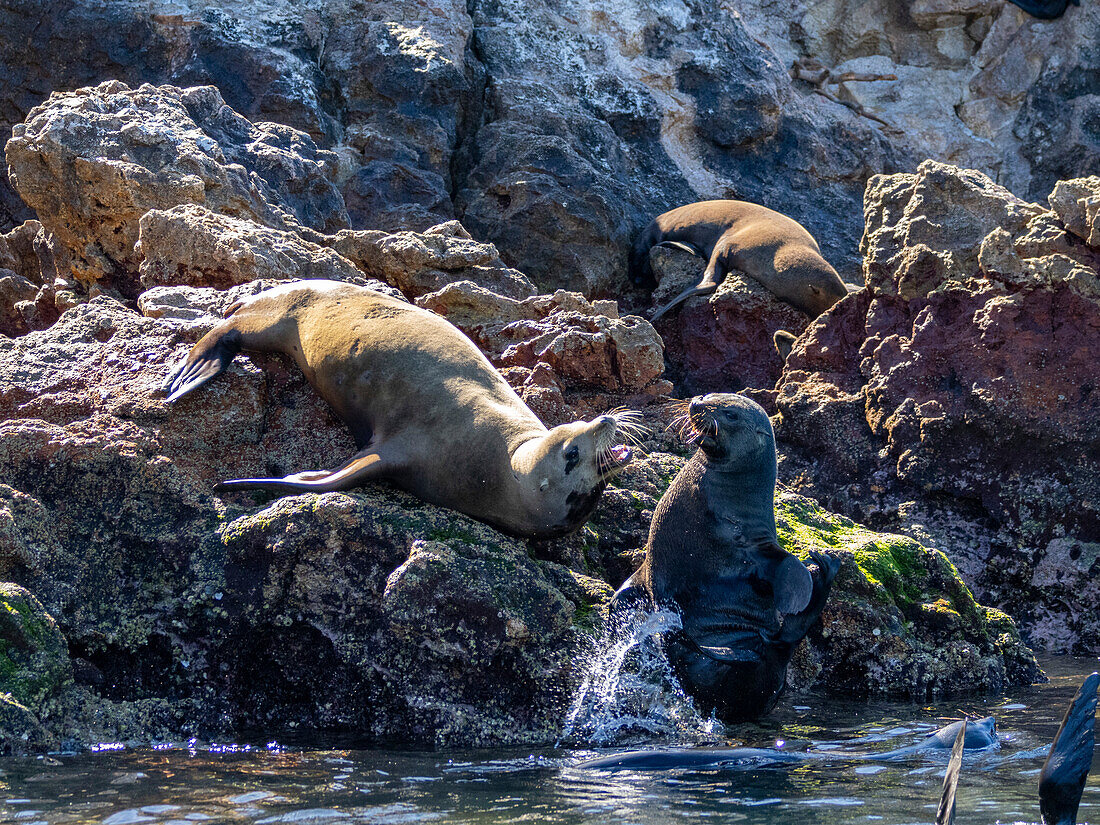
[
  {"left": 650, "top": 279, "right": 719, "bottom": 323},
  {"left": 165, "top": 328, "right": 243, "bottom": 403},
  {"left": 214, "top": 448, "right": 389, "bottom": 494},
  {"left": 936, "top": 720, "right": 966, "bottom": 825},
  {"left": 1039, "top": 671, "right": 1099, "bottom": 825}
]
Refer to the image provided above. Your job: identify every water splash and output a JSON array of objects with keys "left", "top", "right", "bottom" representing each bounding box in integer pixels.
[{"left": 560, "top": 608, "right": 719, "bottom": 746}]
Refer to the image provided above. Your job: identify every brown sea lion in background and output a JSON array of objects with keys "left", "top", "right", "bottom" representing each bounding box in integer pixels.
[
  {"left": 165, "top": 280, "right": 636, "bottom": 539},
  {"left": 629, "top": 200, "right": 852, "bottom": 321},
  {"left": 611, "top": 392, "right": 840, "bottom": 720}
]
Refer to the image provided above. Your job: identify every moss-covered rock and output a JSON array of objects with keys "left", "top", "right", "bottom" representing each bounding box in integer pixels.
[
  {"left": 0, "top": 583, "right": 72, "bottom": 712},
  {"left": 775, "top": 492, "right": 1040, "bottom": 698}
]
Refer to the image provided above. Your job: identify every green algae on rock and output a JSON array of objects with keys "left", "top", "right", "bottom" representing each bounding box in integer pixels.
[
  {"left": 776, "top": 491, "right": 1041, "bottom": 698},
  {"left": 0, "top": 583, "right": 72, "bottom": 713}
]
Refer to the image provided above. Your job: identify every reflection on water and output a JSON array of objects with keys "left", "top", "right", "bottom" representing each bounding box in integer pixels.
[{"left": 0, "top": 657, "right": 1097, "bottom": 825}]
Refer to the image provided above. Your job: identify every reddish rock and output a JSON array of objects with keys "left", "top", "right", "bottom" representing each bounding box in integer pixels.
[
  {"left": 417, "top": 281, "right": 670, "bottom": 424},
  {"left": 776, "top": 161, "right": 1100, "bottom": 653},
  {"left": 647, "top": 244, "right": 815, "bottom": 395}
]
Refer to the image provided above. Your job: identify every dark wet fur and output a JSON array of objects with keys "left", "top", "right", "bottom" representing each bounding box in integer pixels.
[{"left": 1039, "top": 671, "right": 1098, "bottom": 825}]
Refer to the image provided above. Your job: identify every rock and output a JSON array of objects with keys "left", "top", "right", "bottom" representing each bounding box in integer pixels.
[
  {"left": 0, "top": 272, "right": 1037, "bottom": 749},
  {"left": 0, "top": 583, "right": 72, "bottom": 714},
  {"left": 326, "top": 221, "right": 537, "bottom": 300},
  {"left": 1048, "top": 177, "right": 1100, "bottom": 246},
  {"left": 5, "top": 81, "right": 348, "bottom": 296},
  {"left": 417, "top": 282, "right": 669, "bottom": 423},
  {"left": 776, "top": 162, "right": 1100, "bottom": 652},
  {"left": 136, "top": 205, "right": 368, "bottom": 290},
  {"left": 0, "top": 293, "right": 593, "bottom": 747},
  {"left": 646, "top": 245, "right": 813, "bottom": 395},
  {"left": 777, "top": 494, "right": 1039, "bottom": 696},
  {"left": 0, "top": 220, "right": 58, "bottom": 337}
]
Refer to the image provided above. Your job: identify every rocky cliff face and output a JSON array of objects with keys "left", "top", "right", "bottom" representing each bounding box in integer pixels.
[
  {"left": 4, "top": 0, "right": 1094, "bottom": 293},
  {"left": 0, "top": 80, "right": 1046, "bottom": 750}
]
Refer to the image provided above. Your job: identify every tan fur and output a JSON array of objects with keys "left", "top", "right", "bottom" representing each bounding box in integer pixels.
[
  {"left": 165, "top": 280, "right": 631, "bottom": 539},
  {"left": 636, "top": 200, "right": 851, "bottom": 321}
]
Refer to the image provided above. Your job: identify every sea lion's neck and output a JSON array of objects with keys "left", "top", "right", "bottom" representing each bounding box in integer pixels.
[{"left": 698, "top": 453, "right": 778, "bottom": 542}]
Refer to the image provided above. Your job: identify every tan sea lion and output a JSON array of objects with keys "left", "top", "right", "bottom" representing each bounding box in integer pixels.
[
  {"left": 629, "top": 200, "right": 851, "bottom": 321},
  {"left": 164, "top": 280, "right": 636, "bottom": 539}
]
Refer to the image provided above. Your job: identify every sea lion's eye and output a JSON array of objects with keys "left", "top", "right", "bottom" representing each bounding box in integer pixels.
[
  {"left": 723, "top": 411, "right": 738, "bottom": 421},
  {"left": 563, "top": 445, "right": 580, "bottom": 473}
]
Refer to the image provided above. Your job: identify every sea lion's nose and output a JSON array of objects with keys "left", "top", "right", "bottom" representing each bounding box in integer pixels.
[{"left": 688, "top": 397, "right": 706, "bottom": 416}]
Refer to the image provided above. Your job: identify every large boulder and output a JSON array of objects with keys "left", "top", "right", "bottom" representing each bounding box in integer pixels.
[
  {"left": 5, "top": 81, "right": 349, "bottom": 296},
  {"left": 776, "top": 162, "right": 1100, "bottom": 653},
  {"left": 417, "top": 282, "right": 669, "bottom": 423}
]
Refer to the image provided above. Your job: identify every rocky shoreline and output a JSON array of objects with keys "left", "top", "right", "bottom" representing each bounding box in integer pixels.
[{"left": 3, "top": 0, "right": 1100, "bottom": 751}]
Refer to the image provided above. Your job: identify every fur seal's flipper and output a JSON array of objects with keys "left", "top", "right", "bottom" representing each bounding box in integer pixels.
[
  {"left": 165, "top": 329, "right": 243, "bottom": 403},
  {"left": 650, "top": 280, "right": 718, "bottom": 323},
  {"left": 656, "top": 240, "right": 703, "bottom": 257},
  {"left": 609, "top": 573, "right": 651, "bottom": 616},
  {"left": 773, "top": 330, "right": 798, "bottom": 361},
  {"left": 756, "top": 543, "right": 813, "bottom": 615},
  {"left": 1039, "top": 671, "right": 1098, "bottom": 825},
  {"left": 936, "top": 720, "right": 966, "bottom": 825},
  {"left": 215, "top": 449, "right": 388, "bottom": 494},
  {"left": 1006, "top": 0, "right": 1077, "bottom": 19}
]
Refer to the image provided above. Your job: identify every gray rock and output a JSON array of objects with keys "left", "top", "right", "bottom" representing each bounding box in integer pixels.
[{"left": 6, "top": 81, "right": 348, "bottom": 296}]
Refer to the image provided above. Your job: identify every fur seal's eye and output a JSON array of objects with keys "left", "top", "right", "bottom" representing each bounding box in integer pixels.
[{"left": 563, "top": 445, "right": 580, "bottom": 474}]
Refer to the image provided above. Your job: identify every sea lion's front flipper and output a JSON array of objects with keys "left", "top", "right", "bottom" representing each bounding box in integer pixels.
[
  {"left": 165, "top": 328, "right": 243, "bottom": 403},
  {"left": 656, "top": 240, "right": 704, "bottom": 257},
  {"left": 1039, "top": 671, "right": 1099, "bottom": 825},
  {"left": 936, "top": 720, "right": 966, "bottom": 825},
  {"left": 215, "top": 448, "right": 389, "bottom": 494}
]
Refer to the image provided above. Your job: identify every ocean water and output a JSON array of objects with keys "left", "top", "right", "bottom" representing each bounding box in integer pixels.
[{"left": 0, "top": 656, "right": 1096, "bottom": 825}]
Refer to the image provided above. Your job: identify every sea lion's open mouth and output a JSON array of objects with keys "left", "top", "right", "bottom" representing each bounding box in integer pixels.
[{"left": 598, "top": 444, "right": 633, "bottom": 478}]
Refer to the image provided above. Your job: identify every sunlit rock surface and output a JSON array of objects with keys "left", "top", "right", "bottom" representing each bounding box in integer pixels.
[
  {"left": 777, "top": 162, "right": 1100, "bottom": 654},
  {"left": 0, "top": 287, "right": 1036, "bottom": 751},
  {"left": 0, "top": 44, "right": 1084, "bottom": 749}
]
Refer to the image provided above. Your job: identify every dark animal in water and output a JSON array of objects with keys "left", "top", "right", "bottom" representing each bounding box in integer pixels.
[{"left": 579, "top": 717, "right": 998, "bottom": 770}]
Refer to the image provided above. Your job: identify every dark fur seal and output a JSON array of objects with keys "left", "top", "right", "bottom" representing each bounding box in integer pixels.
[
  {"left": 629, "top": 200, "right": 850, "bottom": 321},
  {"left": 612, "top": 393, "right": 840, "bottom": 721},
  {"left": 1007, "top": 0, "right": 1078, "bottom": 19},
  {"left": 1038, "top": 671, "right": 1098, "bottom": 825},
  {"left": 165, "top": 280, "right": 635, "bottom": 539},
  {"left": 580, "top": 717, "right": 997, "bottom": 771}
]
